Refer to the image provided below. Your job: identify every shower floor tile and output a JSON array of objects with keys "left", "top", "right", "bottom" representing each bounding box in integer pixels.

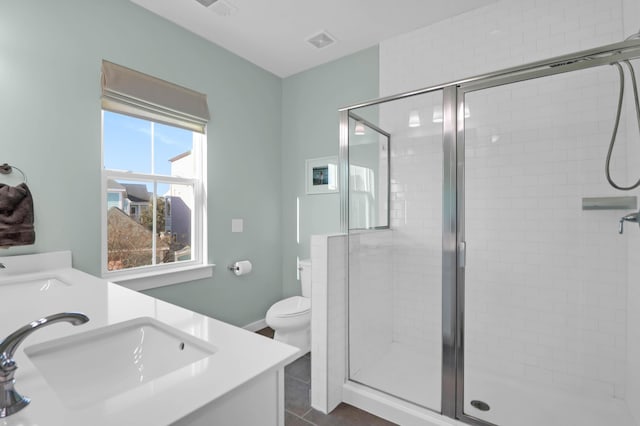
[{"left": 464, "top": 370, "right": 636, "bottom": 426}]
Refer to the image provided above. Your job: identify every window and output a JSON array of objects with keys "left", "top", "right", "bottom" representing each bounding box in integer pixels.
[
  {"left": 101, "top": 61, "right": 211, "bottom": 289},
  {"left": 349, "top": 164, "right": 376, "bottom": 229}
]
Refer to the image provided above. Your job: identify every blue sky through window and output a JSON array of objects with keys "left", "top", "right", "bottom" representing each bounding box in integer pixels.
[{"left": 103, "top": 111, "right": 193, "bottom": 194}]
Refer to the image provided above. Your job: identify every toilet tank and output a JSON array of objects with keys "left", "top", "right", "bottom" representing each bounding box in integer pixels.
[{"left": 299, "top": 259, "right": 312, "bottom": 298}]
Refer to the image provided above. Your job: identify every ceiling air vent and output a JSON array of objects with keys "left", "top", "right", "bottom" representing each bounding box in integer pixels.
[
  {"left": 195, "top": 0, "right": 218, "bottom": 6},
  {"left": 210, "top": 0, "right": 237, "bottom": 16},
  {"left": 195, "top": 0, "right": 237, "bottom": 16},
  {"left": 307, "top": 31, "right": 336, "bottom": 49}
]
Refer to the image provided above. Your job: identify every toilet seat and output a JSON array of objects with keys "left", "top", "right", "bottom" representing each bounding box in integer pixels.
[
  {"left": 268, "top": 296, "right": 310, "bottom": 318},
  {"left": 265, "top": 259, "right": 312, "bottom": 354}
]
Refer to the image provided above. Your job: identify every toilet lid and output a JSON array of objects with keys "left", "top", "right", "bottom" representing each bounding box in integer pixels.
[{"left": 270, "top": 296, "right": 310, "bottom": 318}]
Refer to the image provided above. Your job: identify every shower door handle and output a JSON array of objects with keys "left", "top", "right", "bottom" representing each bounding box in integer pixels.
[{"left": 458, "top": 241, "right": 466, "bottom": 268}]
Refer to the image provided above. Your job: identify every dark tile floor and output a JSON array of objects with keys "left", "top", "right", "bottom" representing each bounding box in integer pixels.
[{"left": 256, "top": 327, "right": 397, "bottom": 426}]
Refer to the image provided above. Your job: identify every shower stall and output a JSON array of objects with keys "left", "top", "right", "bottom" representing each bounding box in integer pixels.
[{"left": 339, "top": 37, "right": 640, "bottom": 426}]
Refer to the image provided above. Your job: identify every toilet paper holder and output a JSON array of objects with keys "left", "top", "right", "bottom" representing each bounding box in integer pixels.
[{"left": 227, "top": 260, "right": 252, "bottom": 276}]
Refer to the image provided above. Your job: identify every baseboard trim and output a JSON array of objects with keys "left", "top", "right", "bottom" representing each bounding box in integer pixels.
[{"left": 244, "top": 318, "right": 268, "bottom": 332}]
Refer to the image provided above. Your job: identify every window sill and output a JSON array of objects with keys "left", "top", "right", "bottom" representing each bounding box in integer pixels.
[{"left": 106, "top": 264, "right": 215, "bottom": 291}]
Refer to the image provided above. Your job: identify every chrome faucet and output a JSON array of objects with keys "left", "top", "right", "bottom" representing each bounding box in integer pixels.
[
  {"left": 0, "top": 312, "right": 89, "bottom": 418},
  {"left": 619, "top": 211, "right": 640, "bottom": 234}
]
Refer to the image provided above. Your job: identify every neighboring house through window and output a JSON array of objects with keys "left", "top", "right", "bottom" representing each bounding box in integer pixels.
[
  {"left": 100, "top": 60, "right": 211, "bottom": 289},
  {"left": 106, "top": 180, "right": 127, "bottom": 211}
]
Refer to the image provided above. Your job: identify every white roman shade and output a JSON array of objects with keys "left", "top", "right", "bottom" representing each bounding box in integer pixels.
[{"left": 101, "top": 60, "right": 210, "bottom": 133}]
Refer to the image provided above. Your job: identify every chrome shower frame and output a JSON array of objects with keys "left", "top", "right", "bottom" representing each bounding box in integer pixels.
[{"left": 339, "top": 37, "right": 640, "bottom": 426}]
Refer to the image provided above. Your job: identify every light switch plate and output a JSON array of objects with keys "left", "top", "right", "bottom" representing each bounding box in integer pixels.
[{"left": 231, "top": 218, "right": 243, "bottom": 233}]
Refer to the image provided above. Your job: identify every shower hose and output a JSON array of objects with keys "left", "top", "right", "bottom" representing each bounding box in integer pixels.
[{"left": 606, "top": 59, "right": 640, "bottom": 190}]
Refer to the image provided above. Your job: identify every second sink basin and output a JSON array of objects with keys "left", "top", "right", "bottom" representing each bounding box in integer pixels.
[
  {"left": 25, "top": 317, "right": 216, "bottom": 408},
  {"left": 0, "top": 277, "right": 71, "bottom": 293}
]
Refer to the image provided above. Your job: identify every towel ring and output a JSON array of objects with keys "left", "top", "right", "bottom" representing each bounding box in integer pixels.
[{"left": 0, "top": 164, "right": 27, "bottom": 183}]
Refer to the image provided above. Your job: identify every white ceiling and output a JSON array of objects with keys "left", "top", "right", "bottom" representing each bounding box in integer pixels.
[{"left": 130, "top": 0, "right": 496, "bottom": 78}]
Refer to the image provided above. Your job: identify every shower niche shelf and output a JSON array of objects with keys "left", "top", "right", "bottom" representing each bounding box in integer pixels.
[{"left": 582, "top": 196, "right": 637, "bottom": 210}]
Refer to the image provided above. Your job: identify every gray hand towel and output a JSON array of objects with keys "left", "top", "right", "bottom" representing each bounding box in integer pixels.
[{"left": 0, "top": 183, "right": 35, "bottom": 247}]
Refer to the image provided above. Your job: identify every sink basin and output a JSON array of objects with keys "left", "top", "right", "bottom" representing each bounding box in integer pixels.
[
  {"left": 0, "top": 277, "right": 70, "bottom": 292},
  {"left": 25, "top": 317, "right": 216, "bottom": 408}
]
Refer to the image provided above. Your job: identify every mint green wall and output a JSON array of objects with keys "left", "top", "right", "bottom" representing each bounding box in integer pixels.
[
  {"left": 280, "top": 48, "right": 379, "bottom": 297},
  {"left": 1, "top": 0, "right": 283, "bottom": 326},
  {"left": 1, "top": 0, "right": 378, "bottom": 325}
]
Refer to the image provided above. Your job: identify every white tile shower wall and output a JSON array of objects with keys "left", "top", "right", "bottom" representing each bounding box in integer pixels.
[
  {"left": 348, "top": 229, "right": 394, "bottom": 377},
  {"left": 623, "top": 1, "right": 640, "bottom": 420},
  {"left": 380, "top": 0, "right": 623, "bottom": 96},
  {"left": 627, "top": 214, "right": 640, "bottom": 418},
  {"left": 378, "top": 97, "right": 444, "bottom": 357},
  {"left": 463, "top": 69, "right": 628, "bottom": 397},
  {"left": 380, "top": 0, "right": 635, "bottom": 399}
]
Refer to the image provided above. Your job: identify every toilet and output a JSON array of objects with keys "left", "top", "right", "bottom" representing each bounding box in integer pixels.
[{"left": 265, "top": 259, "right": 311, "bottom": 353}]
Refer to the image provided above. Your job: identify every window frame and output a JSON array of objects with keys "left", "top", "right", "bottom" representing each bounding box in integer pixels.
[{"left": 100, "top": 111, "right": 212, "bottom": 290}]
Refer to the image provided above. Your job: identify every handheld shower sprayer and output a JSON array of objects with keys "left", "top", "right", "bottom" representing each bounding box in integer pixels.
[
  {"left": 605, "top": 30, "right": 640, "bottom": 191},
  {"left": 605, "top": 59, "right": 640, "bottom": 190}
]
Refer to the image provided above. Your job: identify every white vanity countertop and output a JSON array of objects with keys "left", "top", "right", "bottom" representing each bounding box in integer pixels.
[{"left": 0, "top": 251, "right": 299, "bottom": 426}]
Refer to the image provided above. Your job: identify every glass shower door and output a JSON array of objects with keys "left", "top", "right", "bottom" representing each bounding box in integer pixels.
[
  {"left": 347, "top": 90, "right": 444, "bottom": 412},
  {"left": 461, "top": 64, "right": 635, "bottom": 426}
]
